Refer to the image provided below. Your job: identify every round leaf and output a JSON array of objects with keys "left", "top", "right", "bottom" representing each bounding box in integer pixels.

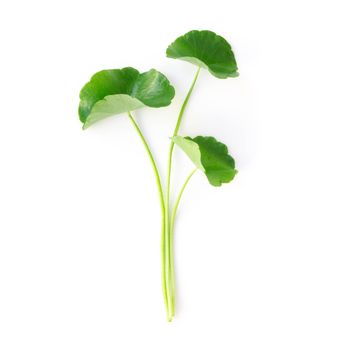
[
  {"left": 79, "top": 67, "right": 175, "bottom": 129},
  {"left": 172, "top": 135, "right": 237, "bottom": 186},
  {"left": 166, "top": 30, "right": 238, "bottom": 79}
]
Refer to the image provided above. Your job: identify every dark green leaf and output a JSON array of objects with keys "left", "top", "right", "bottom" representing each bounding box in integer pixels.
[
  {"left": 79, "top": 67, "right": 175, "bottom": 129},
  {"left": 166, "top": 30, "right": 238, "bottom": 79},
  {"left": 173, "top": 135, "right": 237, "bottom": 186}
]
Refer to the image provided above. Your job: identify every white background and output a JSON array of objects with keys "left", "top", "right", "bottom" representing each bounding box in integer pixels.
[{"left": 0, "top": 0, "right": 352, "bottom": 349}]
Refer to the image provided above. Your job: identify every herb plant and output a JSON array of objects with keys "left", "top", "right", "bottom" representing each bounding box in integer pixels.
[{"left": 78, "top": 30, "right": 239, "bottom": 321}]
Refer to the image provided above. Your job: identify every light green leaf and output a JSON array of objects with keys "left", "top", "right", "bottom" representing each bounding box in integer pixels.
[
  {"left": 166, "top": 30, "right": 238, "bottom": 79},
  {"left": 79, "top": 67, "right": 175, "bottom": 129},
  {"left": 173, "top": 135, "right": 237, "bottom": 186}
]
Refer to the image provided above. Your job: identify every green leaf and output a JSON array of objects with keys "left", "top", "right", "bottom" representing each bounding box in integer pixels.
[
  {"left": 79, "top": 67, "right": 175, "bottom": 129},
  {"left": 172, "top": 135, "right": 237, "bottom": 186},
  {"left": 166, "top": 30, "right": 238, "bottom": 79}
]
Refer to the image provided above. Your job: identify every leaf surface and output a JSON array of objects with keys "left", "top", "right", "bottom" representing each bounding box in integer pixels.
[
  {"left": 173, "top": 135, "right": 237, "bottom": 186},
  {"left": 166, "top": 30, "right": 238, "bottom": 79},
  {"left": 79, "top": 68, "right": 175, "bottom": 129}
]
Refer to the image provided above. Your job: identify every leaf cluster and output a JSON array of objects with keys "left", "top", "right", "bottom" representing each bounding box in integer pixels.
[{"left": 79, "top": 30, "right": 238, "bottom": 186}]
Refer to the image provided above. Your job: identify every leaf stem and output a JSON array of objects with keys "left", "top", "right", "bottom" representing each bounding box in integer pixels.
[
  {"left": 172, "top": 67, "right": 201, "bottom": 137},
  {"left": 164, "top": 67, "right": 200, "bottom": 320},
  {"left": 169, "top": 168, "right": 197, "bottom": 315},
  {"left": 126, "top": 112, "right": 168, "bottom": 312}
]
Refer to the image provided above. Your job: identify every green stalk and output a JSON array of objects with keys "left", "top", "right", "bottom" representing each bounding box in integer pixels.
[
  {"left": 164, "top": 67, "right": 201, "bottom": 320},
  {"left": 169, "top": 168, "right": 197, "bottom": 316},
  {"left": 127, "top": 112, "right": 168, "bottom": 312}
]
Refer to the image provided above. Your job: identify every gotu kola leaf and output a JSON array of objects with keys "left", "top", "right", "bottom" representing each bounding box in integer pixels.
[
  {"left": 166, "top": 30, "right": 238, "bottom": 79},
  {"left": 79, "top": 67, "right": 175, "bottom": 129},
  {"left": 172, "top": 135, "right": 237, "bottom": 186}
]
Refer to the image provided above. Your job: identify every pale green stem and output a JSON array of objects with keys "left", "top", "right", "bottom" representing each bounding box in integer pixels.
[
  {"left": 169, "top": 168, "right": 197, "bottom": 316},
  {"left": 164, "top": 67, "right": 201, "bottom": 321},
  {"left": 127, "top": 112, "right": 168, "bottom": 311}
]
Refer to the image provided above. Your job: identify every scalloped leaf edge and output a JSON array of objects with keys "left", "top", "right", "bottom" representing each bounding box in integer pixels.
[
  {"left": 79, "top": 68, "right": 175, "bottom": 129},
  {"left": 172, "top": 135, "right": 237, "bottom": 186},
  {"left": 166, "top": 30, "right": 238, "bottom": 79}
]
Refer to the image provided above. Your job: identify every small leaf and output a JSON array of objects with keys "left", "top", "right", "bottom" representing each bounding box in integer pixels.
[
  {"left": 166, "top": 30, "right": 238, "bottom": 79},
  {"left": 79, "top": 67, "right": 175, "bottom": 129},
  {"left": 173, "top": 135, "right": 237, "bottom": 186}
]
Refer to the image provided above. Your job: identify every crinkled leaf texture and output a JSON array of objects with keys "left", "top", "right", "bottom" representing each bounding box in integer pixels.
[
  {"left": 166, "top": 30, "right": 238, "bottom": 79},
  {"left": 79, "top": 67, "right": 175, "bottom": 129},
  {"left": 173, "top": 136, "right": 237, "bottom": 186}
]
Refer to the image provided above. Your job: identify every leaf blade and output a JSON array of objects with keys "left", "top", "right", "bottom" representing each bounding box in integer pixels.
[
  {"left": 78, "top": 67, "right": 175, "bottom": 128},
  {"left": 166, "top": 30, "right": 238, "bottom": 79},
  {"left": 172, "top": 135, "right": 237, "bottom": 186}
]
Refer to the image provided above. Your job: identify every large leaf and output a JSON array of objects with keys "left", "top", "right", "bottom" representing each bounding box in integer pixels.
[
  {"left": 79, "top": 67, "right": 175, "bottom": 129},
  {"left": 166, "top": 30, "right": 238, "bottom": 79},
  {"left": 172, "top": 136, "right": 237, "bottom": 186}
]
